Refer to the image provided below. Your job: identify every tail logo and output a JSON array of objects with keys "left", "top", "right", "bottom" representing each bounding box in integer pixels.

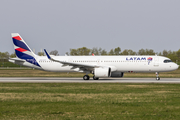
[
  {"left": 16, "top": 48, "right": 28, "bottom": 52},
  {"left": 12, "top": 34, "right": 41, "bottom": 68},
  {"left": 13, "top": 36, "right": 30, "bottom": 52}
]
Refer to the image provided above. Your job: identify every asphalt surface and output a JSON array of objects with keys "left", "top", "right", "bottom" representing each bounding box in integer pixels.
[{"left": 0, "top": 77, "right": 180, "bottom": 83}]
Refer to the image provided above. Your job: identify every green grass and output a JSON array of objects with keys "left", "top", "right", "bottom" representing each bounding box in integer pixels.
[
  {"left": 1, "top": 83, "right": 180, "bottom": 119},
  {"left": 0, "top": 61, "right": 24, "bottom": 67},
  {"left": 0, "top": 69, "right": 180, "bottom": 78}
]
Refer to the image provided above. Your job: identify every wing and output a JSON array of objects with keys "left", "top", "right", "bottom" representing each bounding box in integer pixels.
[{"left": 44, "top": 49, "right": 99, "bottom": 71}]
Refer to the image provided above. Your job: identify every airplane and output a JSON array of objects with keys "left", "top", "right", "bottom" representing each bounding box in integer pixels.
[{"left": 9, "top": 33, "right": 179, "bottom": 80}]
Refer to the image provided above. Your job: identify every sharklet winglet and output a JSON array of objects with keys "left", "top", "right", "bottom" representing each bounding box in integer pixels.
[{"left": 44, "top": 49, "right": 52, "bottom": 59}]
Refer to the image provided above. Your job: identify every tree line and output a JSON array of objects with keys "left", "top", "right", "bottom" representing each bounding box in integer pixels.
[
  {"left": 0, "top": 48, "right": 180, "bottom": 63},
  {"left": 66, "top": 47, "right": 157, "bottom": 56}
]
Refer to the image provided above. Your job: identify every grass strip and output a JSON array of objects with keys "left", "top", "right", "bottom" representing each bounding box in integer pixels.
[{"left": 0, "top": 83, "right": 180, "bottom": 119}]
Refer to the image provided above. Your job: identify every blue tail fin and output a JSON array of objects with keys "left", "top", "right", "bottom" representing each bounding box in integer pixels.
[{"left": 11, "top": 33, "right": 41, "bottom": 67}]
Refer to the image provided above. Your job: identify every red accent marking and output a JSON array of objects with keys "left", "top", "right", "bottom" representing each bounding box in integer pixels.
[
  {"left": 13, "top": 36, "right": 21, "bottom": 40},
  {"left": 16, "top": 48, "right": 27, "bottom": 52},
  {"left": 148, "top": 57, "right": 153, "bottom": 60},
  {"left": 92, "top": 53, "right": 94, "bottom": 56}
]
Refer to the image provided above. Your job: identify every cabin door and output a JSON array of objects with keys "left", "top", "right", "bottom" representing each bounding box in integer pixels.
[{"left": 154, "top": 57, "right": 159, "bottom": 67}]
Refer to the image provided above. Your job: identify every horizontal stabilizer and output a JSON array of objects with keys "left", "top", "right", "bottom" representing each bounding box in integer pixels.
[{"left": 9, "top": 58, "right": 26, "bottom": 62}]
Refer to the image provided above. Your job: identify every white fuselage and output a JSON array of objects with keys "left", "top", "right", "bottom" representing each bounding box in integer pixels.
[{"left": 18, "top": 55, "right": 178, "bottom": 73}]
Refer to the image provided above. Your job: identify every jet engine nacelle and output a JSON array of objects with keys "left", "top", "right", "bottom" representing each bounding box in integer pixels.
[
  {"left": 110, "top": 71, "right": 124, "bottom": 77},
  {"left": 94, "top": 67, "right": 111, "bottom": 77}
]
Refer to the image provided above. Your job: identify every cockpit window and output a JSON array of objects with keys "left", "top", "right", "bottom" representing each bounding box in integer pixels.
[{"left": 164, "top": 59, "right": 172, "bottom": 63}]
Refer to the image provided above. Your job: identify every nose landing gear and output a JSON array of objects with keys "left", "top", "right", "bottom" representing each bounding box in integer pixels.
[{"left": 156, "top": 72, "right": 160, "bottom": 80}]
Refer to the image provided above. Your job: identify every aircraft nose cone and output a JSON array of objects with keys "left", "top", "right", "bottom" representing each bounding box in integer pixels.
[
  {"left": 171, "top": 64, "right": 179, "bottom": 70},
  {"left": 175, "top": 64, "right": 179, "bottom": 70}
]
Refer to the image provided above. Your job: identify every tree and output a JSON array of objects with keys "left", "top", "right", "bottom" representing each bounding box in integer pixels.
[
  {"left": 10, "top": 52, "right": 16, "bottom": 58},
  {"left": 138, "top": 49, "right": 146, "bottom": 55},
  {"left": 101, "top": 49, "right": 108, "bottom": 55},
  {"left": 0, "top": 52, "right": 10, "bottom": 59},
  {"left": 138, "top": 49, "right": 155, "bottom": 55},
  {"left": 121, "top": 49, "right": 136, "bottom": 55},
  {"left": 114, "top": 47, "right": 121, "bottom": 55},
  {"left": 158, "top": 52, "right": 162, "bottom": 56},
  {"left": 77, "top": 47, "right": 91, "bottom": 55},
  {"left": 176, "top": 49, "right": 180, "bottom": 60},
  {"left": 145, "top": 49, "right": 155, "bottom": 55},
  {"left": 128, "top": 49, "right": 137, "bottom": 55},
  {"left": 121, "top": 49, "right": 129, "bottom": 55},
  {"left": 91, "top": 47, "right": 100, "bottom": 55},
  {"left": 38, "top": 52, "right": 44, "bottom": 56},
  {"left": 108, "top": 47, "right": 121, "bottom": 55},
  {"left": 108, "top": 49, "right": 115, "bottom": 55},
  {"left": 68, "top": 47, "right": 107, "bottom": 56},
  {"left": 50, "top": 50, "right": 59, "bottom": 56},
  {"left": 69, "top": 47, "right": 91, "bottom": 55},
  {"left": 70, "top": 49, "right": 78, "bottom": 56},
  {"left": 167, "top": 51, "right": 178, "bottom": 62},
  {"left": 162, "top": 50, "right": 168, "bottom": 57}
]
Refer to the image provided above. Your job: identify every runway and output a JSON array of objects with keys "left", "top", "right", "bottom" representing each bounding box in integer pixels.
[{"left": 0, "top": 77, "right": 180, "bottom": 83}]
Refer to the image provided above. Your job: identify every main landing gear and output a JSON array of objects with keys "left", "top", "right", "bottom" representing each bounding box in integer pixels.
[
  {"left": 83, "top": 75, "right": 99, "bottom": 80},
  {"left": 93, "top": 76, "right": 99, "bottom": 80},
  {"left": 156, "top": 72, "right": 160, "bottom": 81},
  {"left": 83, "top": 75, "right": 90, "bottom": 80}
]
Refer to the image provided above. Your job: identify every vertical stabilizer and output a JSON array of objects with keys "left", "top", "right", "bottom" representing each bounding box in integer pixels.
[
  {"left": 12, "top": 33, "right": 36, "bottom": 59},
  {"left": 11, "top": 33, "right": 41, "bottom": 67}
]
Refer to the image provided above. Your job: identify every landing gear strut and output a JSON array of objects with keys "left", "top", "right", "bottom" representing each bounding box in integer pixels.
[
  {"left": 83, "top": 75, "right": 90, "bottom": 80},
  {"left": 156, "top": 72, "right": 160, "bottom": 80}
]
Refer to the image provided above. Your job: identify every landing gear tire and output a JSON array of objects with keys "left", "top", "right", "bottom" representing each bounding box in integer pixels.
[
  {"left": 83, "top": 75, "right": 90, "bottom": 80},
  {"left": 156, "top": 77, "right": 160, "bottom": 81},
  {"left": 155, "top": 72, "right": 160, "bottom": 81},
  {"left": 93, "top": 76, "right": 99, "bottom": 80}
]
